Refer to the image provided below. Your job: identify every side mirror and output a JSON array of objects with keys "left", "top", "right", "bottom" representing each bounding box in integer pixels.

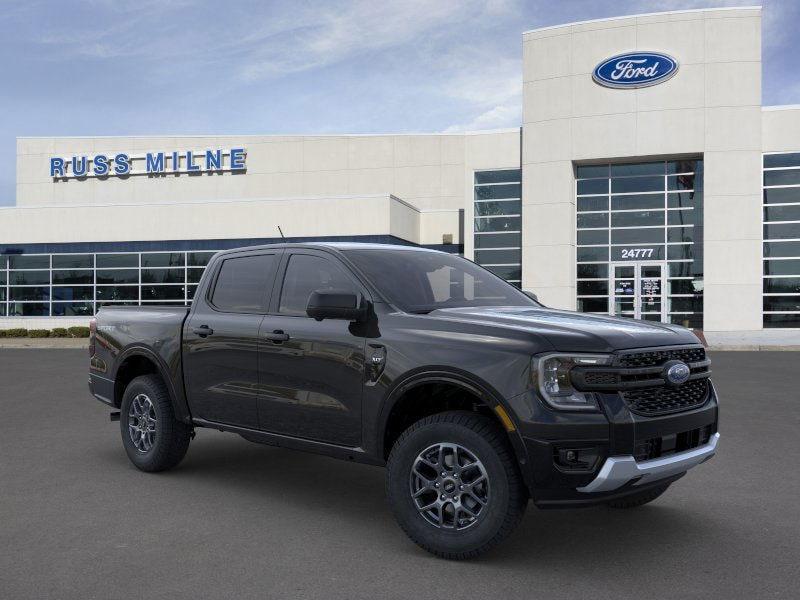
[
  {"left": 523, "top": 290, "right": 539, "bottom": 303},
  {"left": 306, "top": 289, "right": 367, "bottom": 322}
]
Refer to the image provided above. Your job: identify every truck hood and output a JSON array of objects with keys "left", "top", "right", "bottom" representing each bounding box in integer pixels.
[{"left": 426, "top": 306, "right": 701, "bottom": 353}]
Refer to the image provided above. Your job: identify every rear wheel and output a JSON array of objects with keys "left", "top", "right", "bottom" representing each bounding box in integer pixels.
[
  {"left": 606, "top": 482, "right": 671, "bottom": 508},
  {"left": 120, "top": 374, "right": 192, "bottom": 472},
  {"left": 386, "top": 411, "right": 527, "bottom": 560}
]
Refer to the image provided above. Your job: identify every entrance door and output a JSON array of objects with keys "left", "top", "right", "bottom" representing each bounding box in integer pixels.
[{"left": 610, "top": 262, "right": 667, "bottom": 322}]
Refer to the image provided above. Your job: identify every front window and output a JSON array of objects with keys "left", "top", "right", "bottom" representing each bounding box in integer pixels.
[{"left": 343, "top": 249, "right": 536, "bottom": 314}]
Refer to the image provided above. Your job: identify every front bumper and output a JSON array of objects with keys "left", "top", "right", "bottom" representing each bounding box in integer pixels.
[{"left": 576, "top": 432, "right": 719, "bottom": 493}]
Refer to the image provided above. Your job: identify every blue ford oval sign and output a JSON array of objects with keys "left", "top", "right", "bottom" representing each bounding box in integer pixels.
[{"left": 593, "top": 52, "right": 678, "bottom": 89}]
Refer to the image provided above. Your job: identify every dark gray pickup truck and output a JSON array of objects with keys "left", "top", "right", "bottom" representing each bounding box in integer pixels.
[{"left": 89, "top": 242, "right": 719, "bottom": 559}]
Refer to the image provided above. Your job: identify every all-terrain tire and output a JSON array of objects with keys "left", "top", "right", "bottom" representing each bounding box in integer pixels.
[
  {"left": 606, "top": 483, "right": 671, "bottom": 509},
  {"left": 120, "top": 374, "right": 192, "bottom": 472},
  {"left": 386, "top": 411, "right": 528, "bottom": 560}
]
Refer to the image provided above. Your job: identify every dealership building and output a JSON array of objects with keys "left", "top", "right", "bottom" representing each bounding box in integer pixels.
[{"left": 1, "top": 6, "right": 799, "bottom": 344}]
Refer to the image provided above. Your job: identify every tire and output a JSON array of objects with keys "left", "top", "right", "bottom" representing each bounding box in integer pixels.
[
  {"left": 606, "top": 482, "right": 670, "bottom": 509},
  {"left": 120, "top": 374, "right": 192, "bottom": 472},
  {"left": 386, "top": 411, "right": 528, "bottom": 560}
]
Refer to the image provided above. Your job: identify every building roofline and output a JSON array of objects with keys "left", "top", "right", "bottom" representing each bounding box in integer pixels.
[
  {"left": 522, "top": 5, "right": 761, "bottom": 36},
  {"left": 763, "top": 104, "right": 800, "bottom": 112}
]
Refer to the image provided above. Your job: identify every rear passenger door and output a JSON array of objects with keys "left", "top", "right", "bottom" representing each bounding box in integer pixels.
[
  {"left": 256, "top": 250, "right": 367, "bottom": 447},
  {"left": 183, "top": 250, "right": 281, "bottom": 429}
]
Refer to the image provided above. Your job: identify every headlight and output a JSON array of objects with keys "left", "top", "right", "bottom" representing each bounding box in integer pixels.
[{"left": 532, "top": 353, "right": 612, "bottom": 411}]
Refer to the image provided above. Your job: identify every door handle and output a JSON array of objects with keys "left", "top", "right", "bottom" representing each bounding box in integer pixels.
[
  {"left": 192, "top": 325, "right": 214, "bottom": 337},
  {"left": 264, "top": 330, "right": 290, "bottom": 343}
]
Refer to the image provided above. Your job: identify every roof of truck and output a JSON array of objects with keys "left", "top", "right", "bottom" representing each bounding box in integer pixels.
[{"left": 216, "top": 242, "right": 442, "bottom": 255}]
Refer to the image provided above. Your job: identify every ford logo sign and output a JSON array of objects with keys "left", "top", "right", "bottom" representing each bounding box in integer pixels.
[
  {"left": 664, "top": 361, "right": 691, "bottom": 386},
  {"left": 593, "top": 52, "right": 678, "bottom": 89}
]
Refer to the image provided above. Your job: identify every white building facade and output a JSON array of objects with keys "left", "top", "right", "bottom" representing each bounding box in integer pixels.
[{"left": 2, "top": 6, "right": 799, "bottom": 344}]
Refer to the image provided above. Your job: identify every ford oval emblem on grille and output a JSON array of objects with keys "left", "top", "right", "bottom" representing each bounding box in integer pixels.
[{"left": 664, "top": 360, "right": 691, "bottom": 386}]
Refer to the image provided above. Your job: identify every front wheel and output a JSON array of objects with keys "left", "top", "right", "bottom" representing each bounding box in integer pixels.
[
  {"left": 386, "top": 411, "right": 528, "bottom": 560},
  {"left": 120, "top": 374, "right": 192, "bottom": 472}
]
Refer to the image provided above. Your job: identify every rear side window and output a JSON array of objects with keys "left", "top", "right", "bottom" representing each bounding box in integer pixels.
[
  {"left": 211, "top": 254, "right": 277, "bottom": 313},
  {"left": 279, "top": 254, "right": 356, "bottom": 316}
]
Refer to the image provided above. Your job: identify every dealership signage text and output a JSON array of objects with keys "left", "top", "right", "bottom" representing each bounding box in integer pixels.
[{"left": 49, "top": 148, "right": 247, "bottom": 179}]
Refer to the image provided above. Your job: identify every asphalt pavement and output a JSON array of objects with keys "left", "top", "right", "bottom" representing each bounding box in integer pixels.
[{"left": 1, "top": 349, "right": 798, "bottom": 599}]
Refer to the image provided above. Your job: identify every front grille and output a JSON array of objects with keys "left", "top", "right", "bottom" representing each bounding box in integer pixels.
[
  {"left": 621, "top": 378, "right": 710, "bottom": 416},
  {"left": 618, "top": 347, "right": 706, "bottom": 368},
  {"left": 634, "top": 424, "right": 714, "bottom": 461}
]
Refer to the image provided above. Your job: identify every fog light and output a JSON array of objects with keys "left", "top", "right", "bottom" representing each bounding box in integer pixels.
[{"left": 555, "top": 447, "right": 600, "bottom": 470}]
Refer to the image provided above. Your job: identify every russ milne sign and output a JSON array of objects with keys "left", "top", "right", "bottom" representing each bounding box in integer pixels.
[
  {"left": 50, "top": 148, "right": 246, "bottom": 179},
  {"left": 592, "top": 52, "right": 678, "bottom": 89}
]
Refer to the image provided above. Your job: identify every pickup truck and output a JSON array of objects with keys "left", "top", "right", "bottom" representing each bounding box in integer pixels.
[{"left": 89, "top": 242, "right": 719, "bottom": 559}]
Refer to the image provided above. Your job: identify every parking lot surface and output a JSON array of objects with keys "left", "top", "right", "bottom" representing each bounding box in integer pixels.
[{"left": 1, "top": 349, "right": 798, "bottom": 599}]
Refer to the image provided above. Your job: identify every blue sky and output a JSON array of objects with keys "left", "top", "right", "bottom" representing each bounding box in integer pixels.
[{"left": 1, "top": 0, "right": 798, "bottom": 206}]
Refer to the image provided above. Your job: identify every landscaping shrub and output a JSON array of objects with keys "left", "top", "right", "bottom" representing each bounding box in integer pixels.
[
  {"left": 2, "top": 328, "right": 28, "bottom": 338},
  {"left": 51, "top": 328, "right": 69, "bottom": 338},
  {"left": 28, "top": 329, "right": 51, "bottom": 338},
  {"left": 67, "top": 326, "right": 91, "bottom": 338}
]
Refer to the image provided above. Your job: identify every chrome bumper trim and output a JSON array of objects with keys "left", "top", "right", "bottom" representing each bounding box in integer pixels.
[{"left": 577, "top": 432, "right": 720, "bottom": 494}]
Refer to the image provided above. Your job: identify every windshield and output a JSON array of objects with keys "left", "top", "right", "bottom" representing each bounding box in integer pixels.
[{"left": 343, "top": 248, "right": 538, "bottom": 313}]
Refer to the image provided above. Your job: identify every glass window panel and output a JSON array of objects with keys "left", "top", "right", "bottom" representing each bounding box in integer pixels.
[
  {"left": 0, "top": 271, "right": 5, "bottom": 285},
  {"left": 577, "top": 179, "right": 608, "bottom": 195},
  {"left": 763, "top": 296, "right": 800, "bottom": 312},
  {"left": 577, "top": 297, "right": 608, "bottom": 312},
  {"left": 577, "top": 246, "right": 608, "bottom": 262},
  {"left": 764, "top": 259, "right": 800, "bottom": 276},
  {"left": 611, "top": 176, "right": 663, "bottom": 194},
  {"left": 576, "top": 165, "right": 609, "bottom": 179},
  {"left": 10, "top": 287, "right": 49, "bottom": 301},
  {"left": 141, "top": 268, "right": 185, "bottom": 284},
  {"left": 611, "top": 228, "right": 664, "bottom": 244},
  {"left": 97, "top": 301, "right": 138, "bottom": 309},
  {"left": 474, "top": 170, "right": 520, "bottom": 184},
  {"left": 577, "top": 264, "right": 608, "bottom": 279},
  {"left": 667, "top": 244, "right": 694, "bottom": 260},
  {"left": 141, "top": 285, "right": 185, "bottom": 301},
  {"left": 668, "top": 191, "right": 701, "bottom": 208},
  {"left": 474, "top": 184, "right": 521, "bottom": 200},
  {"left": 52, "top": 270, "right": 93, "bottom": 284},
  {"left": 52, "top": 286, "right": 93, "bottom": 301},
  {"left": 52, "top": 302, "right": 94, "bottom": 316},
  {"left": 764, "top": 314, "right": 800, "bottom": 328},
  {"left": 763, "top": 278, "right": 800, "bottom": 294},
  {"left": 615, "top": 266, "right": 635, "bottom": 278},
  {"left": 764, "top": 205, "right": 800, "bottom": 222},
  {"left": 763, "top": 188, "right": 800, "bottom": 205},
  {"left": 96, "top": 286, "right": 139, "bottom": 301},
  {"left": 96, "top": 254, "right": 138, "bottom": 268},
  {"left": 667, "top": 160, "right": 701, "bottom": 174},
  {"left": 641, "top": 266, "right": 662, "bottom": 278},
  {"left": 764, "top": 153, "right": 800, "bottom": 168},
  {"left": 577, "top": 281, "right": 608, "bottom": 295},
  {"left": 482, "top": 265, "right": 521, "bottom": 281},
  {"left": 670, "top": 314, "right": 703, "bottom": 329},
  {"left": 668, "top": 209, "right": 697, "bottom": 226},
  {"left": 213, "top": 254, "right": 279, "bottom": 313},
  {"left": 668, "top": 226, "right": 694, "bottom": 243},
  {"left": 611, "top": 194, "right": 664, "bottom": 210},
  {"left": 667, "top": 174, "right": 697, "bottom": 191},
  {"left": 141, "top": 252, "right": 185, "bottom": 268},
  {"left": 577, "top": 230, "right": 608, "bottom": 245},
  {"left": 96, "top": 269, "right": 138, "bottom": 284},
  {"left": 187, "top": 268, "right": 205, "bottom": 284},
  {"left": 577, "top": 197, "right": 608, "bottom": 212},
  {"left": 474, "top": 216, "right": 520, "bottom": 233},
  {"left": 8, "top": 302, "right": 49, "bottom": 316},
  {"left": 0, "top": 304, "right": 5, "bottom": 316},
  {"left": 0, "top": 288, "right": 5, "bottom": 301},
  {"left": 187, "top": 251, "right": 216, "bottom": 267},
  {"left": 577, "top": 212, "right": 608, "bottom": 228},
  {"left": 9, "top": 270, "right": 50, "bottom": 285},
  {"left": 763, "top": 241, "right": 800, "bottom": 258},
  {"left": 474, "top": 233, "right": 521, "bottom": 249},
  {"left": 610, "top": 162, "right": 664, "bottom": 176},
  {"left": 611, "top": 210, "right": 664, "bottom": 227},
  {"left": 764, "top": 169, "right": 800, "bottom": 187},
  {"left": 187, "top": 285, "right": 198, "bottom": 300},
  {"left": 52, "top": 254, "right": 93, "bottom": 269},
  {"left": 8, "top": 255, "right": 49, "bottom": 269},
  {"left": 474, "top": 249, "right": 521, "bottom": 265},
  {"left": 0, "top": 255, "right": 6, "bottom": 269},
  {"left": 611, "top": 246, "right": 665, "bottom": 261},
  {"left": 474, "top": 200, "right": 521, "bottom": 216},
  {"left": 279, "top": 254, "right": 357, "bottom": 315},
  {"left": 669, "top": 296, "right": 703, "bottom": 312},
  {"left": 764, "top": 223, "right": 800, "bottom": 240},
  {"left": 669, "top": 279, "right": 703, "bottom": 294},
  {"left": 669, "top": 262, "right": 697, "bottom": 277}
]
